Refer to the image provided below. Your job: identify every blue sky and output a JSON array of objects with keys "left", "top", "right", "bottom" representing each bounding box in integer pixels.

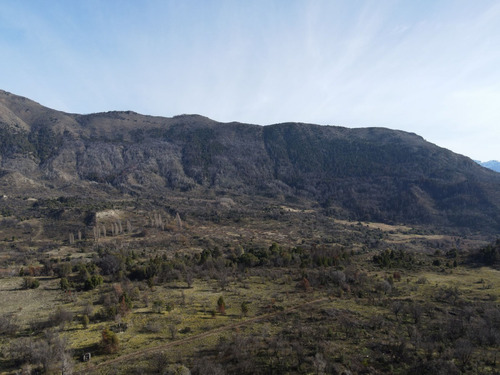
[{"left": 1, "top": 1, "right": 499, "bottom": 161}]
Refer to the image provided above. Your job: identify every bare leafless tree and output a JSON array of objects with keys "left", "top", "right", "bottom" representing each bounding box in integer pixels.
[
  {"left": 169, "top": 324, "right": 177, "bottom": 339},
  {"left": 176, "top": 213, "right": 182, "bottom": 230},
  {"left": 93, "top": 226, "right": 100, "bottom": 242}
]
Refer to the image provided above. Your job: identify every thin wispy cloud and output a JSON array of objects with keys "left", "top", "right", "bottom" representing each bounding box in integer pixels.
[{"left": 1, "top": 0, "right": 499, "bottom": 161}]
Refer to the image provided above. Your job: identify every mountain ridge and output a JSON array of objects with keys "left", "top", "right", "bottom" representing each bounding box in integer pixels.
[
  {"left": 1, "top": 89, "right": 500, "bottom": 234},
  {"left": 477, "top": 160, "right": 500, "bottom": 173}
]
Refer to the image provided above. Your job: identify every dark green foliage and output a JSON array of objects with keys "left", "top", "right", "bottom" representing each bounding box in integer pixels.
[
  {"left": 120, "top": 292, "right": 133, "bottom": 310},
  {"left": 100, "top": 327, "right": 119, "bottom": 354},
  {"left": 0, "top": 127, "right": 34, "bottom": 155},
  {"left": 55, "top": 262, "right": 72, "bottom": 278},
  {"left": 82, "top": 314, "right": 90, "bottom": 328},
  {"left": 27, "top": 126, "right": 63, "bottom": 162},
  {"left": 181, "top": 127, "right": 227, "bottom": 185},
  {"left": 236, "top": 244, "right": 341, "bottom": 269},
  {"left": 84, "top": 274, "right": 103, "bottom": 290},
  {"left": 2, "top": 91, "right": 500, "bottom": 375},
  {"left": 59, "top": 277, "right": 70, "bottom": 291},
  {"left": 22, "top": 277, "right": 39, "bottom": 289},
  {"left": 237, "top": 252, "right": 260, "bottom": 267},
  {"left": 470, "top": 239, "right": 500, "bottom": 266},
  {"left": 3, "top": 94, "right": 500, "bottom": 232},
  {"left": 373, "top": 249, "right": 416, "bottom": 269},
  {"left": 0, "top": 123, "right": 62, "bottom": 162},
  {"left": 241, "top": 301, "right": 249, "bottom": 317},
  {"left": 217, "top": 296, "right": 226, "bottom": 314},
  {"left": 152, "top": 300, "right": 163, "bottom": 313},
  {"left": 129, "top": 128, "right": 145, "bottom": 142}
]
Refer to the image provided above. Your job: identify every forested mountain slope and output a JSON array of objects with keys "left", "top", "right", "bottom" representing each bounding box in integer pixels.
[{"left": 1, "top": 89, "right": 500, "bottom": 233}]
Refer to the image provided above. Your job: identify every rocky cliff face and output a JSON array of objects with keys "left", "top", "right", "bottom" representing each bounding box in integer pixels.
[{"left": 1, "top": 89, "right": 500, "bottom": 232}]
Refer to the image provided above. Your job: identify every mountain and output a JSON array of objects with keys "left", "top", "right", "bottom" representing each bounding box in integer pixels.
[
  {"left": 478, "top": 160, "right": 500, "bottom": 173},
  {"left": 1, "top": 89, "right": 500, "bottom": 233}
]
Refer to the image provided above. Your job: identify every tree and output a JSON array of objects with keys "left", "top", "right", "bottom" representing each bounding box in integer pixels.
[
  {"left": 377, "top": 280, "right": 392, "bottom": 295},
  {"left": 217, "top": 296, "right": 226, "bottom": 315},
  {"left": 164, "top": 364, "right": 191, "bottom": 375},
  {"left": 240, "top": 302, "right": 249, "bottom": 317},
  {"left": 299, "top": 277, "right": 311, "bottom": 292},
  {"left": 408, "top": 303, "right": 423, "bottom": 325},
  {"left": 56, "top": 262, "right": 72, "bottom": 278},
  {"left": 93, "top": 226, "right": 100, "bottom": 241},
  {"left": 60, "top": 278, "right": 70, "bottom": 291},
  {"left": 391, "top": 301, "right": 403, "bottom": 321},
  {"left": 152, "top": 300, "right": 164, "bottom": 313},
  {"left": 191, "top": 358, "right": 225, "bottom": 375},
  {"left": 22, "top": 277, "right": 39, "bottom": 289},
  {"left": 84, "top": 274, "right": 103, "bottom": 290},
  {"left": 98, "top": 254, "right": 123, "bottom": 276},
  {"left": 185, "top": 271, "right": 194, "bottom": 288},
  {"left": 100, "top": 328, "right": 119, "bottom": 354},
  {"left": 176, "top": 212, "right": 182, "bottom": 230},
  {"left": 312, "top": 352, "right": 327, "bottom": 375},
  {"left": 48, "top": 307, "right": 74, "bottom": 329},
  {"left": 150, "top": 351, "right": 169, "bottom": 374},
  {"left": 0, "top": 314, "right": 19, "bottom": 336},
  {"left": 82, "top": 314, "right": 90, "bottom": 329},
  {"left": 169, "top": 324, "right": 177, "bottom": 339},
  {"left": 118, "top": 294, "right": 131, "bottom": 316},
  {"left": 10, "top": 331, "right": 74, "bottom": 374},
  {"left": 454, "top": 338, "right": 474, "bottom": 370}
]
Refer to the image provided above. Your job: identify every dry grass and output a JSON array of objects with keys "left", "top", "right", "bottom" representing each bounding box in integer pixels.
[{"left": 0, "top": 276, "right": 62, "bottom": 327}]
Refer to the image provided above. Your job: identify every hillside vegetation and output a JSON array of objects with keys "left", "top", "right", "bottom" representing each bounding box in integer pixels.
[
  {"left": 1, "top": 90, "right": 500, "bottom": 234},
  {"left": 0, "top": 194, "right": 499, "bottom": 374},
  {"left": 0, "top": 90, "right": 499, "bottom": 374}
]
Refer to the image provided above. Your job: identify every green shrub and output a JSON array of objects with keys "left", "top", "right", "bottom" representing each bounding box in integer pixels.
[
  {"left": 22, "top": 277, "right": 39, "bottom": 289},
  {"left": 84, "top": 274, "right": 103, "bottom": 290},
  {"left": 100, "top": 328, "right": 119, "bottom": 354}
]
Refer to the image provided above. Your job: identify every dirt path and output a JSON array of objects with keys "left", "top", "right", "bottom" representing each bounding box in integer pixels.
[{"left": 76, "top": 296, "right": 329, "bottom": 374}]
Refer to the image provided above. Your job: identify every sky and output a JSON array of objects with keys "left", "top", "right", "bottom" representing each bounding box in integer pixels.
[{"left": 1, "top": 1, "right": 499, "bottom": 161}]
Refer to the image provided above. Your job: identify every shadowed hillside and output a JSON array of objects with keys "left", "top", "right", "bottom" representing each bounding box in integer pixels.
[{"left": 1, "top": 89, "right": 500, "bottom": 233}]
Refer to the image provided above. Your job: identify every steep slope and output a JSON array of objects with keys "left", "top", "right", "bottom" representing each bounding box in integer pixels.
[{"left": 1, "top": 89, "right": 500, "bottom": 233}]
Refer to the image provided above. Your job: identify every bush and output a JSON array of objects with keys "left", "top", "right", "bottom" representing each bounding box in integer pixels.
[
  {"left": 22, "top": 277, "right": 39, "bottom": 289},
  {"left": 82, "top": 314, "right": 90, "bottom": 329},
  {"left": 60, "top": 277, "right": 70, "bottom": 291},
  {"left": 0, "top": 314, "right": 19, "bottom": 336},
  {"left": 152, "top": 300, "right": 164, "bottom": 313},
  {"left": 48, "top": 307, "right": 74, "bottom": 328},
  {"left": 217, "top": 296, "right": 226, "bottom": 315},
  {"left": 84, "top": 274, "right": 103, "bottom": 290},
  {"left": 241, "top": 302, "right": 249, "bottom": 317},
  {"left": 100, "top": 328, "right": 119, "bottom": 354}
]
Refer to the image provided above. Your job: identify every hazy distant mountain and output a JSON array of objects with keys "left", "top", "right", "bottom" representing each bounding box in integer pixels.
[
  {"left": 477, "top": 160, "right": 500, "bottom": 173},
  {"left": 1, "top": 89, "right": 500, "bottom": 233}
]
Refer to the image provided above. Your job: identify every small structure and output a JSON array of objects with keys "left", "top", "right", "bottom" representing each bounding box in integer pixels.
[{"left": 82, "top": 352, "right": 91, "bottom": 362}]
